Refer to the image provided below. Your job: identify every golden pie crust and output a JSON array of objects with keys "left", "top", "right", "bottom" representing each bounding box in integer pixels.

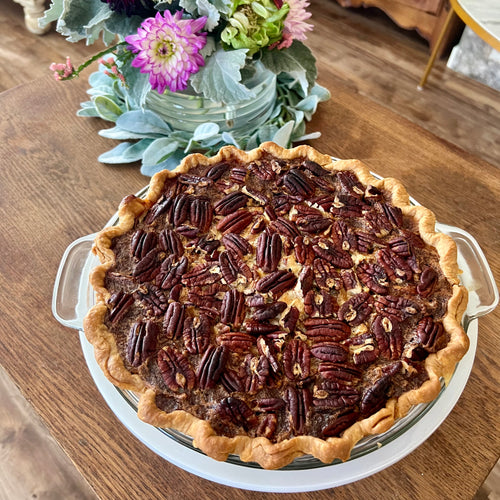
[{"left": 84, "top": 142, "right": 468, "bottom": 469}]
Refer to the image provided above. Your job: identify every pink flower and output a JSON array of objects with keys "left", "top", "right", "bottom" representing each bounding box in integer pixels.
[
  {"left": 49, "top": 57, "right": 75, "bottom": 81},
  {"left": 275, "top": 0, "right": 313, "bottom": 49},
  {"left": 125, "top": 11, "right": 207, "bottom": 94}
]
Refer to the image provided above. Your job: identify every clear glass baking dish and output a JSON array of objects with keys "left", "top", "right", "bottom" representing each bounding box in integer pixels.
[{"left": 52, "top": 184, "right": 498, "bottom": 479}]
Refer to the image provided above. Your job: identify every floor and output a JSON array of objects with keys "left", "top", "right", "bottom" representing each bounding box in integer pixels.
[{"left": 1, "top": 0, "right": 499, "bottom": 498}]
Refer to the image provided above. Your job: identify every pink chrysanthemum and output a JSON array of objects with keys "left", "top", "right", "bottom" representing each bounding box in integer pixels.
[
  {"left": 276, "top": 0, "right": 313, "bottom": 49},
  {"left": 125, "top": 11, "right": 207, "bottom": 94}
]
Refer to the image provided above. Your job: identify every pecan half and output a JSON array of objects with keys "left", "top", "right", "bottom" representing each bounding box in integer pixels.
[
  {"left": 283, "top": 338, "right": 310, "bottom": 381},
  {"left": 242, "top": 354, "right": 271, "bottom": 393},
  {"left": 310, "top": 342, "right": 349, "bottom": 362},
  {"left": 360, "top": 375, "right": 391, "bottom": 416},
  {"left": 294, "top": 236, "right": 312, "bottom": 264},
  {"left": 132, "top": 248, "right": 163, "bottom": 282},
  {"left": 257, "top": 414, "right": 278, "bottom": 440},
  {"left": 375, "top": 295, "right": 420, "bottom": 322},
  {"left": 303, "top": 318, "right": 351, "bottom": 342},
  {"left": 338, "top": 292, "right": 373, "bottom": 327},
  {"left": 131, "top": 230, "right": 158, "bottom": 260},
  {"left": 249, "top": 160, "right": 276, "bottom": 181},
  {"left": 217, "top": 332, "right": 255, "bottom": 352},
  {"left": 269, "top": 217, "right": 301, "bottom": 239},
  {"left": 206, "top": 162, "right": 229, "bottom": 181},
  {"left": 162, "top": 301, "right": 185, "bottom": 339},
  {"left": 156, "top": 255, "right": 188, "bottom": 290},
  {"left": 134, "top": 284, "right": 168, "bottom": 316},
  {"left": 256, "top": 231, "right": 282, "bottom": 273},
  {"left": 283, "top": 168, "right": 315, "bottom": 198},
  {"left": 256, "top": 398, "right": 286, "bottom": 412},
  {"left": 337, "top": 170, "right": 365, "bottom": 196},
  {"left": 256, "top": 336, "right": 280, "bottom": 374},
  {"left": 285, "top": 385, "right": 311, "bottom": 434},
  {"left": 283, "top": 306, "right": 300, "bottom": 332},
  {"left": 172, "top": 193, "right": 191, "bottom": 227},
  {"left": 372, "top": 315, "right": 403, "bottom": 360},
  {"left": 253, "top": 301, "right": 287, "bottom": 322},
  {"left": 321, "top": 409, "right": 359, "bottom": 437},
  {"left": 158, "top": 229, "right": 184, "bottom": 259},
  {"left": 197, "top": 345, "right": 228, "bottom": 390},
  {"left": 222, "top": 232, "right": 252, "bottom": 258},
  {"left": 217, "top": 397, "right": 257, "bottom": 431},
  {"left": 301, "top": 159, "right": 329, "bottom": 177},
  {"left": 312, "top": 239, "right": 353, "bottom": 269},
  {"left": 183, "top": 314, "right": 212, "bottom": 355},
  {"left": 415, "top": 316, "right": 446, "bottom": 352},
  {"left": 417, "top": 266, "right": 438, "bottom": 297},
  {"left": 377, "top": 248, "right": 413, "bottom": 282},
  {"left": 190, "top": 196, "right": 213, "bottom": 233},
  {"left": 220, "top": 289, "right": 246, "bottom": 327},
  {"left": 318, "top": 362, "right": 362, "bottom": 382},
  {"left": 244, "top": 320, "right": 280, "bottom": 335},
  {"left": 107, "top": 291, "right": 134, "bottom": 324},
  {"left": 126, "top": 320, "right": 159, "bottom": 367},
  {"left": 216, "top": 208, "right": 254, "bottom": 234},
  {"left": 255, "top": 270, "right": 297, "bottom": 297},
  {"left": 144, "top": 195, "right": 172, "bottom": 224},
  {"left": 214, "top": 191, "right": 249, "bottom": 215},
  {"left": 158, "top": 347, "right": 195, "bottom": 392},
  {"left": 356, "top": 261, "right": 389, "bottom": 295},
  {"left": 181, "top": 263, "right": 221, "bottom": 287},
  {"left": 296, "top": 214, "right": 332, "bottom": 234}
]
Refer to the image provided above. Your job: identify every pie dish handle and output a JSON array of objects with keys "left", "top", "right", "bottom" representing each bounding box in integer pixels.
[
  {"left": 52, "top": 233, "right": 97, "bottom": 331},
  {"left": 437, "top": 223, "right": 499, "bottom": 324}
]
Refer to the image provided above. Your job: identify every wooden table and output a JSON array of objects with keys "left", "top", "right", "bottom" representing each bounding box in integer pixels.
[{"left": 1, "top": 74, "right": 499, "bottom": 499}]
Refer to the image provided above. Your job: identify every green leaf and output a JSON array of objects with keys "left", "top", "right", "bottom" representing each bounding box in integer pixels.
[
  {"left": 180, "top": 0, "right": 221, "bottom": 31},
  {"left": 98, "top": 126, "right": 164, "bottom": 140},
  {"left": 105, "top": 12, "right": 143, "bottom": 38},
  {"left": 272, "top": 121, "right": 294, "bottom": 147},
  {"left": 143, "top": 138, "right": 180, "bottom": 166},
  {"left": 311, "top": 84, "right": 331, "bottom": 102},
  {"left": 77, "top": 107, "right": 100, "bottom": 118},
  {"left": 141, "top": 150, "right": 185, "bottom": 176},
  {"left": 190, "top": 47, "right": 254, "bottom": 104},
  {"left": 297, "top": 95, "right": 322, "bottom": 120},
  {"left": 116, "top": 110, "right": 172, "bottom": 134},
  {"left": 39, "top": 0, "right": 63, "bottom": 29},
  {"left": 193, "top": 123, "right": 220, "bottom": 141},
  {"left": 98, "top": 139, "right": 154, "bottom": 164},
  {"left": 94, "top": 95, "right": 124, "bottom": 121},
  {"left": 261, "top": 41, "right": 317, "bottom": 90},
  {"left": 200, "top": 37, "right": 217, "bottom": 58},
  {"left": 221, "top": 132, "right": 241, "bottom": 148},
  {"left": 56, "top": 0, "right": 113, "bottom": 43}
]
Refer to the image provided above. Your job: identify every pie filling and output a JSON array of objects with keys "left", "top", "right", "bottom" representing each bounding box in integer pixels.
[{"left": 100, "top": 150, "right": 454, "bottom": 443}]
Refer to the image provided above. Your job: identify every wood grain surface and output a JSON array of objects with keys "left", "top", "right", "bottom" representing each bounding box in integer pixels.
[{"left": 0, "top": 57, "right": 498, "bottom": 498}]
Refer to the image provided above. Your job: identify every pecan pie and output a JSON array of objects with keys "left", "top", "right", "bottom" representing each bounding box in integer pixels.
[{"left": 84, "top": 142, "right": 468, "bottom": 469}]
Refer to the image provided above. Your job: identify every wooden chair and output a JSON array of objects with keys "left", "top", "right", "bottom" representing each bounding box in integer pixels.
[{"left": 418, "top": 0, "right": 500, "bottom": 89}]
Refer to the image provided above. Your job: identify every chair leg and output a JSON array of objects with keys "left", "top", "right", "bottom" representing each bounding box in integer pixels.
[{"left": 418, "top": 6, "right": 456, "bottom": 90}]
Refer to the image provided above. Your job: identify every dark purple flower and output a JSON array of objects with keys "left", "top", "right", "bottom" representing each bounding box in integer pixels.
[{"left": 101, "top": 0, "right": 156, "bottom": 17}]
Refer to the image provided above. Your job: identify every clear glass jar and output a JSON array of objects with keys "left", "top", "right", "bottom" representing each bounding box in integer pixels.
[{"left": 144, "top": 62, "right": 277, "bottom": 133}]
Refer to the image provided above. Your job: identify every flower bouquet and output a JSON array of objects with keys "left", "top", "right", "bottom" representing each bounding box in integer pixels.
[{"left": 42, "top": 0, "right": 329, "bottom": 175}]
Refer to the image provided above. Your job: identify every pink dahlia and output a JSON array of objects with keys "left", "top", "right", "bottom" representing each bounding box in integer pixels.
[
  {"left": 125, "top": 11, "right": 207, "bottom": 94},
  {"left": 276, "top": 0, "right": 313, "bottom": 49}
]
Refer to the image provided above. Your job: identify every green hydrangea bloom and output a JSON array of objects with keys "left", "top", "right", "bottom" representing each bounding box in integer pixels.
[{"left": 221, "top": 0, "right": 289, "bottom": 56}]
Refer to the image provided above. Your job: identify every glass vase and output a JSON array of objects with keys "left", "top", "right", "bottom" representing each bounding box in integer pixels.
[{"left": 144, "top": 62, "right": 277, "bottom": 134}]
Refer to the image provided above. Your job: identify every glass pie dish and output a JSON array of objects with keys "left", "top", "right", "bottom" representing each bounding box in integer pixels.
[{"left": 52, "top": 183, "right": 498, "bottom": 492}]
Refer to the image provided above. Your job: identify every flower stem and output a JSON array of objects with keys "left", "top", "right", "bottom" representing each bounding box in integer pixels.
[{"left": 62, "top": 41, "right": 128, "bottom": 81}]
